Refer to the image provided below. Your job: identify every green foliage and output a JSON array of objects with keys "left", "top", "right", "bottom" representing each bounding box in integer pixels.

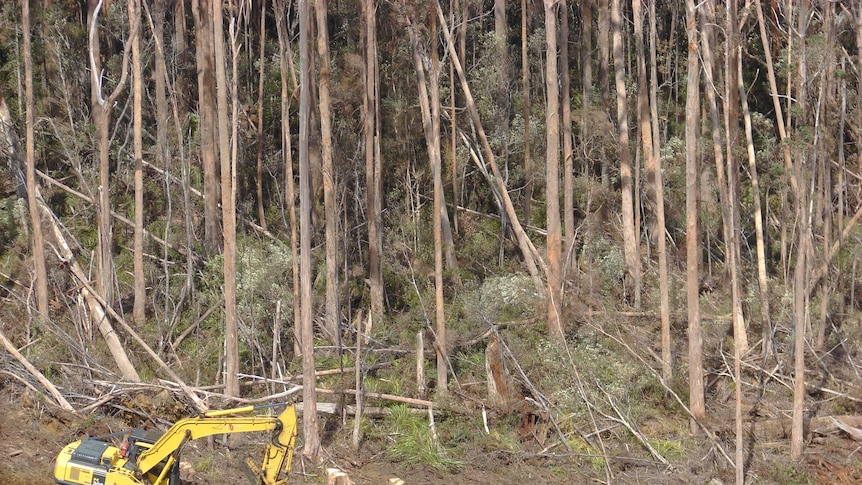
[
  {"left": 384, "top": 405, "right": 463, "bottom": 473},
  {"left": 581, "top": 233, "right": 625, "bottom": 294},
  {"left": 0, "top": 198, "right": 25, "bottom": 252},
  {"left": 460, "top": 274, "right": 538, "bottom": 324}
]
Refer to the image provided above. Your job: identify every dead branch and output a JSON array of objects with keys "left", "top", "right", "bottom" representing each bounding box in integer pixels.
[{"left": 0, "top": 329, "right": 74, "bottom": 411}]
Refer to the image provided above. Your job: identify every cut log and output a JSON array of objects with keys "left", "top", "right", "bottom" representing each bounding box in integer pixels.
[{"left": 326, "top": 468, "right": 354, "bottom": 485}]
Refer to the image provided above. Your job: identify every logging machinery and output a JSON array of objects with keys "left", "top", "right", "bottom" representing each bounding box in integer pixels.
[{"left": 54, "top": 403, "right": 297, "bottom": 485}]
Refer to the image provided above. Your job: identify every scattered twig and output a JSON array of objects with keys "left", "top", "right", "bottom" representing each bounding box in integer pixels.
[{"left": 586, "top": 321, "right": 736, "bottom": 468}]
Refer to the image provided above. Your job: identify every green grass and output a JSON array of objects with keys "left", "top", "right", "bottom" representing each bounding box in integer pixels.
[{"left": 385, "top": 405, "right": 463, "bottom": 473}]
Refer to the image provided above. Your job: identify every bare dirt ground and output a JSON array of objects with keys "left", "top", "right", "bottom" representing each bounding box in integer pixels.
[
  {"left": 4, "top": 384, "right": 862, "bottom": 484},
  {"left": 0, "top": 386, "right": 583, "bottom": 485}
]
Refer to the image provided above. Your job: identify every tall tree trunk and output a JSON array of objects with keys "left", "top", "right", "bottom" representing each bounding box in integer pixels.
[
  {"left": 648, "top": 0, "right": 671, "bottom": 381},
  {"left": 450, "top": 0, "right": 460, "bottom": 235},
  {"left": 364, "top": 0, "right": 384, "bottom": 318},
  {"left": 315, "top": 0, "right": 340, "bottom": 344},
  {"left": 193, "top": 0, "right": 222, "bottom": 255},
  {"left": 597, "top": 0, "right": 610, "bottom": 188},
  {"left": 700, "top": 2, "right": 748, "bottom": 354},
  {"left": 274, "top": 0, "right": 301, "bottom": 357},
  {"left": 22, "top": 0, "right": 49, "bottom": 318},
  {"left": 521, "top": 0, "right": 532, "bottom": 227},
  {"left": 791, "top": 0, "right": 811, "bottom": 459},
  {"left": 407, "top": 17, "right": 447, "bottom": 391},
  {"left": 255, "top": 0, "right": 268, "bottom": 230},
  {"left": 612, "top": 0, "right": 640, "bottom": 308},
  {"left": 560, "top": 1, "right": 574, "bottom": 270},
  {"left": 738, "top": 52, "right": 772, "bottom": 359},
  {"left": 544, "top": 0, "right": 564, "bottom": 340},
  {"left": 299, "top": 0, "right": 321, "bottom": 461},
  {"left": 790, "top": 172, "right": 809, "bottom": 459},
  {"left": 815, "top": 0, "right": 835, "bottom": 350},
  {"left": 684, "top": 0, "right": 705, "bottom": 427},
  {"left": 212, "top": 0, "right": 239, "bottom": 399},
  {"left": 89, "top": 0, "right": 112, "bottom": 307},
  {"left": 90, "top": 0, "right": 131, "bottom": 309},
  {"left": 130, "top": 0, "right": 145, "bottom": 324}
]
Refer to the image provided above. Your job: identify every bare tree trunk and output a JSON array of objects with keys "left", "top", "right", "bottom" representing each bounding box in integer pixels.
[
  {"left": 436, "top": 2, "right": 546, "bottom": 294},
  {"left": 560, "top": 1, "right": 574, "bottom": 271},
  {"left": 738, "top": 52, "right": 772, "bottom": 359},
  {"left": 364, "top": 0, "right": 384, "bottom": 318},
  {"left": 647, "top": 0, "right": 671, "bottom": 381},
  {"left": 791, "top": 0, "right": 811, "bottom": 459},
  {"left": 315, "top": 0, "right": 340, "bottom": 344},
  {"left": 407, "top": 17, "right": 448, "bottom": 391},
  {"left": 521, "top": 0, "right": 532, "bottom": 227},
  {"left": 255, "top": 0, "right": 268, "bottom": 231},
  {"left": 684, "top": 0, "right": 705, "bottom": 426},
  {"left": 754, "top": 0, "right": 797, "bottom": 194},
  {"left": 450, "top": 0, "right": 460, "bottom": 235},
  {"left": 790, "top": 174, "right": 809, "bottom": 459},
  {"left": 700, "top": 2, "right": 748, "bottom": 354},
  {"left": 89, "top": 0, "right": 130, "bottom": 309},
  {"left": 22, "top": 0, "right": 49, "bottom": 318},
  {"left": 299, "top": 0, "right": 321, "bottom": 461},
  {"left": 815, "top": 0, "right": 836, "bottom": 350},
  {"left": 597, "top": 0, "right": 610, "bottom": 188},
  {"left": 612, "top": 0, "right": 640, "bottom": 308},
  {"left": 212, "top": 0, "right": 239, "bottom": 398},
  {"left": 274, "top": 0, "right": 301, "bottom": 357},
  {"left": 724, "top": 5, "right": 745, "bottom": 477},
  {"left": 544, "top": 0, "right": 564, "bottom": 340},
  {"left": 193, "top": 0, "right": 222, "bottom": 255},
  {"left": 130, "top": 0, "right": 146, "bottom": 324}
]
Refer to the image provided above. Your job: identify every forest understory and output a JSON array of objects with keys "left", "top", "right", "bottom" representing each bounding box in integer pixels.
[{"left": 2, "top": 0, "right": 862, "bottom": 483}]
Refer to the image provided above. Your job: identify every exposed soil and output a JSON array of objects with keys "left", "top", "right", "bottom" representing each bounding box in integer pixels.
[{"left": 3, "top": 380, "right": 862, "bottom": 485}]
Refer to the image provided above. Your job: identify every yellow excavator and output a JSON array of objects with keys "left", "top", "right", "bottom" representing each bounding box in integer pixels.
[{"left": 54, "top": 403, "right": 297, "bottom": 485}]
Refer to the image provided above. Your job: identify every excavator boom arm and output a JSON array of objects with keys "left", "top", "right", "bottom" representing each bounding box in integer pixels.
[{"left": 136, "top": 404, "right": 297, "bottom": 481}]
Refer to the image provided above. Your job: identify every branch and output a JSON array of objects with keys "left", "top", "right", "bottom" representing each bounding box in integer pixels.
[{"left": 0, "top": 330, "right": 74, "bottom": 411}]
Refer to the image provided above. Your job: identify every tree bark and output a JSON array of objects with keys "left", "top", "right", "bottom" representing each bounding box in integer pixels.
[
  {"left": 364, "top": 0, "right": 384, "bottom": 318},
  {"left": 299, "top": 0, "right": 321, "bottom": 461},
  {"left": 544, "top": 0, "right": 564, "bottom": 340},
  {"left": 130, "top": 0, "right": 145, "bottom": 324},
  {"left": 560, "top": 1, "right": 574, "bottom": 271},
  {"left": 193, "top": 0, "right": 222, "bottom": 255},
  {"left": 684, "top": 0, "right": 705, "bottom": 426},
  {"left": 255, "top": 0, "right": 268, "bottom": 231},
  {"left": 89, "top": 0, "right": 130, "bottom": 309},
  {"left": 274, "top": 0, "right": 302, "bottom": 358},
  {"left": 733, "top": 14, "right": 770, "bottom": 362},
  {"left": 22, "top": 0, "right": 49, "bottom": 318},
  {"left": 407, "top": 17, "right": 447, "bottom": 392},
  {"left": 212, "top": 0, "right": 239, "bottom": 398},
  {"left": 647, "top": 0, "right": 671, "bottom": 382},
  {"left": 521, "top": 0, "right": 532, "bottom": 227},
  {"left": 315, "top": 0, "right": 340, "bottom": 344},
  {"left": 612, "top": 0, "right": 641, "bottom": 308},
  {"left": 597, "top": 0, "right": 610, "bottom": 188}
]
